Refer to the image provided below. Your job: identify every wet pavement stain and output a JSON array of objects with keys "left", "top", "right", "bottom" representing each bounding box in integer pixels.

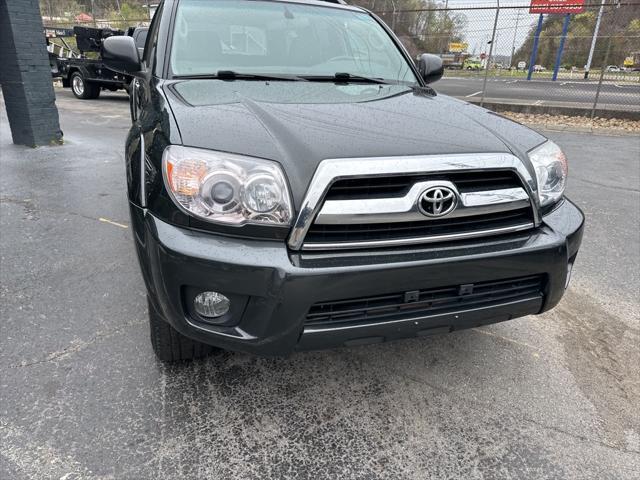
[
  {"left": 0, "top": 196, "right": 39, "bottom": 220},
  {"left": 554, "top": 289, "right": 640, "bottom": 451}
]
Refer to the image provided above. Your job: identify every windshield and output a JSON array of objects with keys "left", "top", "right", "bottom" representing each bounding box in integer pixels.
[{"left": 170, "top": 0, "right": 417, "bottom": 84}]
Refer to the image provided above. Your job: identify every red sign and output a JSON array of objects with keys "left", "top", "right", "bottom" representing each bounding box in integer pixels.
[{"left": 529, "top": 0, "right": 585, "bottom": 14}]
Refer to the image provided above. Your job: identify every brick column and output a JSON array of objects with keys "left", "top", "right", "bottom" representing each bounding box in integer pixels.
[{"left": 0, "top": 0, "right": 63, "bottom": 147}]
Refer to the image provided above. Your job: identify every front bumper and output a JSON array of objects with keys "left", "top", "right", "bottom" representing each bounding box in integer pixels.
[{"left": 130, "top": 199, "right": 584, "bottom": 356}]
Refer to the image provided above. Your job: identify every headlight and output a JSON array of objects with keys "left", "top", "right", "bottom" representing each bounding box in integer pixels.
[
  {"left": 528, "top": 140, "right": 568, "bottom": 207},
  {"left": 163, "top": 146, "right": 292, "bottom": 226}
]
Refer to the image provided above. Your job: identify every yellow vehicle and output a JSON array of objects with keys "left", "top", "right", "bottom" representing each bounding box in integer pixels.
[
  {"left": 464, "top": 58, "right": 482, "bottom": 70},
  {"left": 624, "top": 52, "right": 640, "bottom": 70}
]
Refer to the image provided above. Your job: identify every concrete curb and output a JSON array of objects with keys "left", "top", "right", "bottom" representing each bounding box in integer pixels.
[
  {"left": 465, "top": 99, "right": 640, "bottom": 121},
  {"left": 521, "top": 123, "right": 639, "bottom": 137}
]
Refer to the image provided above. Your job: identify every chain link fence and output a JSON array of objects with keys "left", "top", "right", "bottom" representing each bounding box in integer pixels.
[
  {"left": 362, "top": 0, "right": 640, "bottom": 116},
  {"left": 44, "top": 1, "right": 639, "bottom": 116}
]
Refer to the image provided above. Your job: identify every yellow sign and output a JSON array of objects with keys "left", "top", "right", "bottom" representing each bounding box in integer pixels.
[
  {"left": 624, "top": 56, "right": 634, "bottom": 67},
  {"left": 448, "top": 42, "right": 468, "bottom": 53}
]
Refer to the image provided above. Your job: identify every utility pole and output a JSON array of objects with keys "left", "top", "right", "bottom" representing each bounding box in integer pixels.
[
  {"left": 509, "top": 9, "right": 522, "bottom": 68},
  {"left": 584, "top": 0, "right": 606, "bottom": 79}
]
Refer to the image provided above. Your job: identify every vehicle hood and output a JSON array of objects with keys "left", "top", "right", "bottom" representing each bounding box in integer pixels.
[{"left": 163, "top": 80, "right": 545, "bottom": 204}]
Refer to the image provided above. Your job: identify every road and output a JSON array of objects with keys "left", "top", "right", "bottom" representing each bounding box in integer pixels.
[
  {"left": 1, "top": 89, "right": 639, "bottom": 479},
  {"left": 437, "top": 76, "right": 640, "bottom": 111}
]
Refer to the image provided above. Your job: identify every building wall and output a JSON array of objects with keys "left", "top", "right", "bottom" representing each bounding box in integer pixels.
[{"left": 0, "top": 0, "right": 62, "bottom": 147}]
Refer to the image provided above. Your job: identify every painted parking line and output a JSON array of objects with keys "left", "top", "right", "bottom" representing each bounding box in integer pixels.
[
  {"left": 99, "top": 217, "right": 128, "bottom": 229},
  {"left": 465, "top": 90, "right": 483, "bottom": 98}
]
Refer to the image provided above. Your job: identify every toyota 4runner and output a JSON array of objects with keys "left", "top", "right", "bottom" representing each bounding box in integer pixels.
[{"left": 103, "top": 0, "right": 584, "bottom": 362}]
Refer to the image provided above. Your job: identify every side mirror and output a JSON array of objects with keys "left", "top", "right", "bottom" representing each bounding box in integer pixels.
[
  {"left": 102, "top": 36, "right": 141, "bottom": 75},
  {"left": 417, "top": 54, "right": 444, "bottom": 84}
]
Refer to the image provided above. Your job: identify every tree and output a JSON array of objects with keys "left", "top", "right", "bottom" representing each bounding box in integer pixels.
[
  {"left": 513, "top": 4, "right": 640, "bottom": 69},
  {"left": 40, "top": 0, "right": 83, "bottom": 21},
  {"left": 350, "top": 0, "right": 467, "bottom": 57},
  {"left": 106, "top": 1, "right": 147, "bottom": 25}
]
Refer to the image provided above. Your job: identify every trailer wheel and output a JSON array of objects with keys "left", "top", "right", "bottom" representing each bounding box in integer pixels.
[{"left": 70, "top": 72, "right": 100, "bottom": 99}]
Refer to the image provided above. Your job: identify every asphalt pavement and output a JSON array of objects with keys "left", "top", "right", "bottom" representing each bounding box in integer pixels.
[
  {"left": 1, "top": 89, "right": 639, "bottom": 479},
  {"left": 437, "top": 76, "right": 640, "bottom": 111}
]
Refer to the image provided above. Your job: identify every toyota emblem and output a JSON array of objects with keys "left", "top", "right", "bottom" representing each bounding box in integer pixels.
[{"left": 418, "top": 186, "right": 457, "bottom": 217}]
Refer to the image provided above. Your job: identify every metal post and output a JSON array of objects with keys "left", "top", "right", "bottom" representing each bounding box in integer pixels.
[
  {"left": 552, "top": 14, "right": 571, "bottom": 81},
  {"left": 90, "top": 0, "right": 97, "bottom": 27},
  {"left": 442, "top": 0, "right": 450, "bottom": 54},
  {"left": 527, "top": 14, "right": 544, "bottom": 80},
  {"left": 591, "top": 34, "right": 613, "bottom": 119},
  {"left": 509, "top": 8, "right": 522, "bottom": 69},
  {"left": 585, "top": 0, "right": 605, "bottom": 79},
  {"left": 480, "top": 1, "right": 500, "bottom": 107},
  {"left": 390, "top": 0, "right": 397, "bottom": 32}
]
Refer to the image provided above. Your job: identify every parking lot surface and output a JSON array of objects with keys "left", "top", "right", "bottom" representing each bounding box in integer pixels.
[{"left": 1, "top": 89, "right": 639, "bottom": 479}]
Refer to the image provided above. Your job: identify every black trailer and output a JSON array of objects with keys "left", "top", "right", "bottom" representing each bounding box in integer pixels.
[{"left": 47, "top": 25, "right": 147, "bottom": 99}]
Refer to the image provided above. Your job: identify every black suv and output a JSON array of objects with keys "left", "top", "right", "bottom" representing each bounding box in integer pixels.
[{"left": 103, "top": 0, "right": 584, "bottom": 362}]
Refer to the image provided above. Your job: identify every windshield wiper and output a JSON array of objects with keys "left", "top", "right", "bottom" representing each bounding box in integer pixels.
[
  {"left": 301, "top": 73, "right": 392, "bottom": 84},
  {"left": 173, "top": 70, "right": 307, "bottom": 81}
]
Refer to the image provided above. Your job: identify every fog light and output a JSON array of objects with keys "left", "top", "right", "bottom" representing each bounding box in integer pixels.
[{"left": 194, "top": 291, "right": 230, "bottom": 318}]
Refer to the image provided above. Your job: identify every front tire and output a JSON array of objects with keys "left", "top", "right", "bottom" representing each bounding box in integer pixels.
[
  {"left": 148, "top": 297, "right": 218, "bottom": 362},
  {"left": 70, "top": 72, "right": 100, "bottom": 99}
]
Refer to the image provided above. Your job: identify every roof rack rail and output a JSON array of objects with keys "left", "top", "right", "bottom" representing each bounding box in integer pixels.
[{"left": 318, "top": 0, "right": 348, "bottom": 4}]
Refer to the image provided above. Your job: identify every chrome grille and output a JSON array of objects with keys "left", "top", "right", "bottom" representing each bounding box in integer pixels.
[
  {"left": 324, "top": 171, "right": 523, "bottom": 200},
  {"left": 303, "top": 171, "right": 535, "bottom": 250},
  {"left": 287, "top": 153, "right": 541, "bottom": 251},
  {"left": 305, "top": 208, "right": 533, "bottom": 245}
]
